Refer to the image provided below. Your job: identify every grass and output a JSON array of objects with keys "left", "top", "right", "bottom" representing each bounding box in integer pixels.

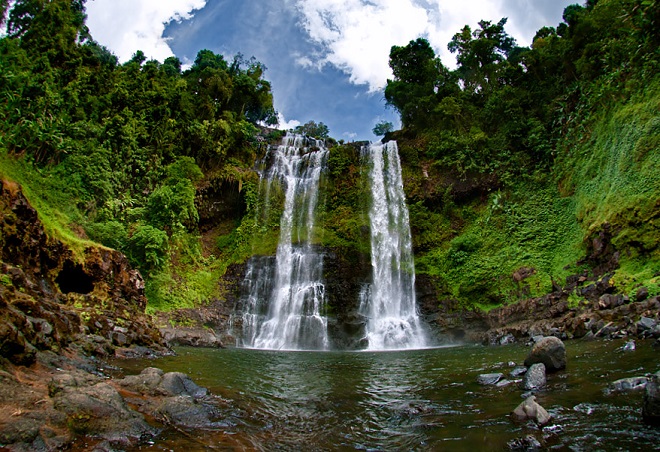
[{"left": 0, "top": 149, "right": 101, "bottom": 261}]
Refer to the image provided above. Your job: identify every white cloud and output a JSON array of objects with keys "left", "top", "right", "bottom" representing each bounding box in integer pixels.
[
  {"left": 277, "top": 113, "right": 301, "bottom": 130},
  {"left": 295, "top": 0, "right": 571, "bottom": 92},
  {"left": 85, "top": 0, "right": 207, "bottom": 62}
]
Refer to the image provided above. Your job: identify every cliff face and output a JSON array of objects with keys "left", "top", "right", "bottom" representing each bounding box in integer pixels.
[{"left": 0, "top": 179, "right": 166, "bottom": 365}]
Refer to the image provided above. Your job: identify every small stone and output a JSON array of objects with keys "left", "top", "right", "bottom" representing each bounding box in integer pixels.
[
  {"left": 510, "top": 366, "right": 528, "bottom": 378},
  {"left": 477, "top": 373, "right": 504, "bottom": 385},
  {"left": 621, "top": 340, "right": 636, "bottom": 352}
]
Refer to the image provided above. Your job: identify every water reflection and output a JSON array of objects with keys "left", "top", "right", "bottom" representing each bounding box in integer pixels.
[{"left": 117, "top": 340, "right": 660, "bottom": 451}]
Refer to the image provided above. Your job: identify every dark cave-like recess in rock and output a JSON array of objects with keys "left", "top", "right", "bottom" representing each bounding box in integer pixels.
[{"left": 56, "top": 261, "right": 94, "bottom": 294}]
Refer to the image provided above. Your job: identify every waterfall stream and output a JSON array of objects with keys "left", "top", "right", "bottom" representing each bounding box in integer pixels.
[
  {"left": 360, "top": 141, "right": 427, "bottom": 350},
  {"left": 238, "top": 134, "right": 329, "bottom": 350},
  {"left": 236, "top": 136, "right": 426, "bottom": 350}
]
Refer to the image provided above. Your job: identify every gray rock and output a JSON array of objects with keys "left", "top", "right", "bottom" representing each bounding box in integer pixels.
[
  {"left": 496, "top": 379, "right": 518, "bottom": 388},
  {"left": 636, "top": 287, "right": 649, "bottom": 302},
  {"left": 507, "top": 435, "right": 543, "bottom": 450},
  {"left": 477, "top": 373, "right": 503, "bottom": 385},
  {"left": 621, "top": 340, "right": 636, "bottom": 352},
  {"left": 53, "top": 382, "right": 156, "bottom": 443},
  {"left": 512, "top": 396, "right": 552, "bottom": 426},
  {"left": 637, "top": 317, "right": 657, "bottom": 336},
  {"left": 115, "top": 367, "right": 164, "bottom": 394},
  {"left": 609, "top": 376, "right": 647, "bottom": 393},
  {"left": 523, "top": 363, "right": 546, "bottom": 390},
  {"left": 154, "top": 395, "right": 221, "bottom": 428},
  {"left": 524, "top": 336, "right": 566, "bottom": 372},
  {"left": 510, "top": 366, "right": 528, "bottom": 378},
  {"left": 158, "top": 372, "right": 208, "bottom": 398},
  {"left": 643, "top": 371, "right": 660, "bottom": 425},
  {"left": 500, "top": 334, "right": 516, "bottom": 345}
]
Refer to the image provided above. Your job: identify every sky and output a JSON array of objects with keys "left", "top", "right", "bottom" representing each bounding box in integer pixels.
[{"left": 85, "top": 0, "right": 578, "bottom": 141}]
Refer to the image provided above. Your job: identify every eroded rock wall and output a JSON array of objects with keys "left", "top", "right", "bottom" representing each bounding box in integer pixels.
[{"left": 0, "top": 179, "right": 166, "bottom": 365}]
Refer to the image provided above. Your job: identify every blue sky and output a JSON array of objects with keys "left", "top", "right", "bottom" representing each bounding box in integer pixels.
[{"left": 85, "top": 0, "right": 578, "bottom": 141}]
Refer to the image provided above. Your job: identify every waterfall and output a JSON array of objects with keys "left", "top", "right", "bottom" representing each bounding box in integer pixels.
[
  {"left": 360, "top": 141, "right": 427, "bottom": 350},
  {"left": 238, "top": 134, "right": 329, "bottom": 350}
]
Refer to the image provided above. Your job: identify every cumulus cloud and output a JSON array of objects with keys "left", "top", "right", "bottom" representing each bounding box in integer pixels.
[
  {"left": 85, "top": 0, "right": 207, "bottom": 62},
  {"left": 294, "top": 0, "right": 571, "bottom": 92},
  {"left": 277, "top": 113, "right": 302, "bottom": 130}
]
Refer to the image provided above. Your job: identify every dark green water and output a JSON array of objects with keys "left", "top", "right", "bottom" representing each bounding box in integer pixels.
[{"left": 115, "top": 339, "right": 660, "bottom": 451}]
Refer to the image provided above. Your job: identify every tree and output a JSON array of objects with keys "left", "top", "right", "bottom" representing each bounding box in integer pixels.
[
  {"left": 384, "top": 38, "right": 458, "bottom": 129},
  {"left": 372, "top": 121, "right": 393, "bottom": 136},
  {"left": 7, "top": 0, "right": 89, "bottom": 64},
  {"left": 293, "top": 120, "right": 329, "bottom": 139},
  {"left": 448, "top": 18, "right": 516, "bottom": 93}
]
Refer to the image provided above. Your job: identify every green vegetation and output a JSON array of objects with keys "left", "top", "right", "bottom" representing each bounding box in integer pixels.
[
  {"left": 0, "top": 0, "right": 277, "bottom": 308},
  {"left": 0, "top": 0, "right": 658, "bottom": 316},
  {"left": 386, "top": 0, "right": 659, "bottom": 308}
]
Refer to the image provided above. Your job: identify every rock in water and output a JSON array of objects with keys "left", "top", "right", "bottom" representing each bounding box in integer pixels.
[
  {"left": 512, "top": 396, "right": 552, "bottom": 426},
  {"left": 524, "top": 336, "right": 566, "bottom": 372},
  {"left": 643, "top": 371, "right": 660, "bottom": 425},
  {"left": 609, "top": 376, "right": 647, "bottom": 393},
  {"left": 523, "top": 363, "right": 547, "bottom": 390},
  {"left": 477, "top": 373, "right": 504, "bottom": 385}
]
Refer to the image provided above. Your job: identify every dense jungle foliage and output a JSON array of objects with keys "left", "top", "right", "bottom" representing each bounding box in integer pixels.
[
  {"left": 0, "top": 0, "right": 658, "bottom": 314},
  {"left": 382, "top": 0, "right": 660, "bottom": 308}
]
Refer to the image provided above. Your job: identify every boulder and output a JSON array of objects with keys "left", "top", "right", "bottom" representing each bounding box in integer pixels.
[
  {"left": 524, "top": 336, "right": 566, "bottom": 372},
  {"left": 512, "top": 396, "right": 552, "bottom": 426},
  {"left": 158, "top": 372, "right": 208, "bottom": 398},
  {"left": 522, "top": 363, "right": 546, "bottom": 391},
  {"left": 154, "top": 395, "right": 222, "bottom": 429},
  {"left": 643, "top": 371, "right": 660, "bottom": 425},
  {"left": 53, "top": 382, "right": 156, "bottom": 445},
  {"left": 637, "top": 317, "right": 658, "bottom": 337}
]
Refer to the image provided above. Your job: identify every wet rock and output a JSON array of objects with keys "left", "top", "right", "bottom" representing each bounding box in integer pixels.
[
  {"left": 500, "top": 333, "right": 516, "bottom": 345},
  {"left": 510, "top": 366, "right": 528, "bottom": 378},
  {"left": 636, "top": 287, "right": 649, "bottom": 302},
  {"left": 115, "top": 367, "right": 165, "bottom": 395},
  {"left": 507, "top": 435, "right": 543, "bottom": 450},
  {"left": 643, "top": 371, "right": 660, "bottom": 425},
  {"left": 53, "top": 382, "right": 156, "bottom": 445},
  {"left": 512, "top": 396, "right": 552, "bottom": 426},
  {"left": 609, "top": 376, "right": 648, "bottom": 393},
  {"left": 522, "top": 363, "right": 546, "bottom": 391},
  {"left": 158, "top": 372, "right": 208, "bottom": 398},
  {"left": 524, "top": 336, "right": 566, "bottom": 372},
  {"left": 621, "top": 340, "right": 636, "bottom": 352},
  {"left": 496, "top": 379, "right": 517, "bottom": 388},
  {"left": 477, "top": 373, "right": 503, "bottom": 385},
  {"left": 160, "top": 327, "right": 223, "bottom": 348},
  {"left": 598, "top": 294, "right": 625, "bottom": 310},
  {"left": 154, "top": 395, "right": 222, "bottom": 429},
  {"left": 637, "top": 317, "right": 658, "bottom": 337}
]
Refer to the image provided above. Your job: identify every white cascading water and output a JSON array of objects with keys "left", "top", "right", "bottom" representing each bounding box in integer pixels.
[
  {"left": 239, "top": 134, "right": 329, "bottom": 350},
  {"left": 360, "top": 141, "right": 427, "bottom": 350}
]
